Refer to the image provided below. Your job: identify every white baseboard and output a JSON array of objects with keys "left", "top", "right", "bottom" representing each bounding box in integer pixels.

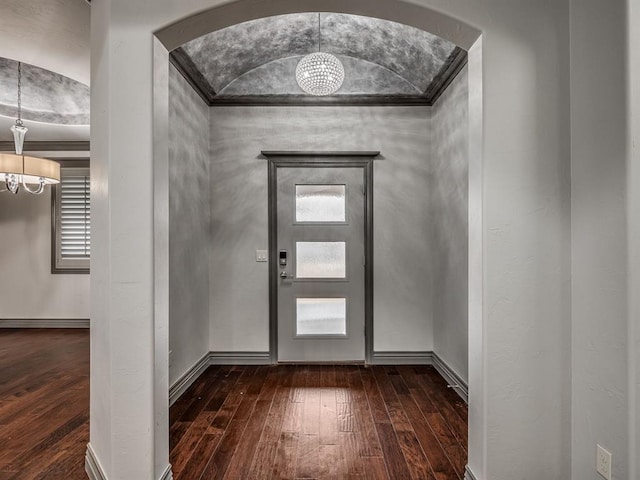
[
  {"left": 85, "top": 443, "right": 173, "bottom": 480},
  {"left": 0, "top": 318, "right": 89, "bottom": 328},
  {"left": 371, "top": 351, "right": 434, "bottom": 364},
  {"left": 85, "top": 443, "right": 107, "bottom": 480},
  {"left": 159, "top": 464, "right": 174, "bottom": 480},
  {"left": 432, "top": 352, "right": 468, "bottom": 403},
  {"left": 465, "top": 465, "right": 478, "bottom": 480}
]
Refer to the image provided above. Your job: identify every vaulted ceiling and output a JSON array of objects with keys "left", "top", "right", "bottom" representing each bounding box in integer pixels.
[
  {"left": 173, "top": 13, "right": 466, "bottom": 105},
  {"left": 0, "top": 9, "right": 467, "bottom": 145}
]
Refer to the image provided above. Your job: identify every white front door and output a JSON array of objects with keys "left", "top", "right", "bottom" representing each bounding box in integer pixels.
[{"left": 275, "top": 165, "right": 366, "bottom": 362}]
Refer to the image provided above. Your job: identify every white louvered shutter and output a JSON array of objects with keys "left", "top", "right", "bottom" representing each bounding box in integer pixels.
[{"left": 59, "top": 171, "right": 90, "bottom": 259}]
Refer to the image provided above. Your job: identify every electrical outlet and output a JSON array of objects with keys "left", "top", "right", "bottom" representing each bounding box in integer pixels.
[
  {"left": 597, "top": 444, "right": 612, "bottom": 480},
  {"left": 256, "top": 250, "right": 268, "bottom": 262}
]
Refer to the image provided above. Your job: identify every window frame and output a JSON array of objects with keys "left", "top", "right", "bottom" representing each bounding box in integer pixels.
[{"left": 51, "top": 159, "right": 90, "bottom": 274}]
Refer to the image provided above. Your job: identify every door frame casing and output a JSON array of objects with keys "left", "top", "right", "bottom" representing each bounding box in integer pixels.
[{"left": 264, "top": 151, "right": 379, "bottom": 364}]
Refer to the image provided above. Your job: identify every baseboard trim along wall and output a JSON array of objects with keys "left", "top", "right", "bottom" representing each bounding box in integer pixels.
[
  {"left": 159, "top": 464, "right": 174, "bottom": 480},
  {"left": 85, "top": 444, "right": 107, "bottom": 480},
  {"left": 169, "top": 351, "right": 271, "bottom": 405},
  {"left": 432, "top": 352, "right": 469, "bottom": 403},
  {"left": 371, "top": 350, "right": 434, "bottom": 364},
  {"left": 0, "top": 318, "right": 89, "bottom": 328},
  {"left": 465, "top": 465, "right": 479, "bottom": 480},
  {"left": 169, "top": 353, "right": 210, "bottom": 406},
  {"left": 86, "top": 443, "right": 174, "bottom": 480},
  {"left": 208, "top": 351, "right": 271, "bottom": 365}
]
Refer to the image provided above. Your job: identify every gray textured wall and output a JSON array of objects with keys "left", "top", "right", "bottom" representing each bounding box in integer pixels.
[
  {"left": 431, "top": 66, "right": 469, "bottom": 381},
  {"left": 169, "top": 65, "right": 211, "bottom": 385},
  {"left": 209, "top": 105, "right": 434, "bottom": 352}
]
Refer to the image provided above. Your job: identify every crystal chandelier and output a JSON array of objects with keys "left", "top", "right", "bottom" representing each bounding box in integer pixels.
[
  {"left": 296, "top": 13, "right": 345, "bottom": 96},
  {"left": 0, "top": 61, "right": 60, "bottom": 194}
]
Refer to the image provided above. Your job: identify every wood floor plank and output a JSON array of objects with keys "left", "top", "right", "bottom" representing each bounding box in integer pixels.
[
  {"left": 174, "top": 433, "right": 223, "bottom": 480},
  {"left": 338, "top": 431, "right": 366, "bottom": 477},
  {"left": 270, "top": 431, "right": 299, "bottom": 480},
  {"left": 389, "top": 374, "right": 460, "bottom": 480},
  {"left": 295, "top": 433, "right": 320, "bottom": 479},
  {"left": 246, "top": 387, "right": 292, "bottom": 479},
  {"left": 359, "top": 367, "right": 391, "bottom": 424},
  {"left": 372, "top": 366, "right": 435, "bottom": 480},
  {"left": 301, "top": 382, "right": 321, "bottom": 435},
  {"left": 363, "top": 456, "right": 390, "bottom": 480},
  {"left": 199, "top": 366, "right": 269, "bottom": 480},
  {"left": 223, "top": 398, "right": 274, "bottom": 479},
  {"left": 335, "top": 365, "right": 352, "bottom": 403},
  {"left": 319, "top": 388, "right": 338, "bottom": 445},
  {"left": 398, "top": 367, "right": 467, "bottom": 477},
  {"left": 320, "top": 364, "right": 336, "bottom": 387},
  {"left": 373, "top": 422, "right": 413, "bottom": 480},
  {"left": 199, "top": 418, "right": 248, "bottom": 480},
  {"left": 349, "top": 367, "right": 382, "bottom": 457},
  {"left": 317, "top": 444, "right": 340, "bottom": 478},
  {"left": 171, "top": 369, "right": 242, "bottom": 474},
  {"left": 423, "top": 368, "right": 468, "bottom": 422},
  {"left": 413, "top": 367, "right": 468, "bottom": 446}
]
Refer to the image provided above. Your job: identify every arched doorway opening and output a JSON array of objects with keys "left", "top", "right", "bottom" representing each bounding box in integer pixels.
[
  {"left": 88, "top": 1, "right": 489, "bottom": 479},
  {"left": 154, "top": 2, "right": 483, "bottom": 479}
]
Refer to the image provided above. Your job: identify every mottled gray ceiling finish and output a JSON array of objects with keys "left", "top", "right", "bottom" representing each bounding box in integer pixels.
[
  {"left": 179, "top": 13, "right": 460, "bottom": 100},
  {"left": 0, "top": 57, "right": 90, "bottom": 125},
  {"left": 220, "top": 56, "right": 421, "bottom": 96}
]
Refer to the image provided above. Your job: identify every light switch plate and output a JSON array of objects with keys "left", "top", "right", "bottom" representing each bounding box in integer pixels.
[
  {"left": 256, "top": 250, "right": 268, "bottom": 262},
  {"left": 597, "top": 444, "right": 612, "bottom": 480}
]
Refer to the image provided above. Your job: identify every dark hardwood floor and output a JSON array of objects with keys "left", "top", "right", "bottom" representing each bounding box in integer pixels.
[
  {"left": 0, "top": 329, "right": 89, "bottom": 479},
  {"left": 0, "top": 330, "right": 468, "bottom": 479},
  {"left": 170, "top": 364, "right": 468, "bottom": 480}
]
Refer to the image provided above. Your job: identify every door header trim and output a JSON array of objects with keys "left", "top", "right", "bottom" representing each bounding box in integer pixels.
[{"left": 261, "top": 150, "right": 380, "bottom": 158}]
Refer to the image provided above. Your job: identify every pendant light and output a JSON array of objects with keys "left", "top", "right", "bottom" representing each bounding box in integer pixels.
[
  {"left": 295, "top": 13, "right": 345, "bottom": 96},
  {"left": 1, "top": 61, "right": 60, "bottom": 195}
]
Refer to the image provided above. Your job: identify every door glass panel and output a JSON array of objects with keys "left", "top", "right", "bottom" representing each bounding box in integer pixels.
[
  {"left": 296, "top": 298, "right": 347, "bottom": 336},
  {"left": 296, "top": 185, "right": 346, "bottom": 222},
  {"left": 296, "top": 241, "right": 346, "bottom": 278}
]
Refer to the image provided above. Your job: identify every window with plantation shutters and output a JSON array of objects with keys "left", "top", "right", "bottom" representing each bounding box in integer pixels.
[{"left": 52, "top": 163, "right": 90, "bottom": 273}]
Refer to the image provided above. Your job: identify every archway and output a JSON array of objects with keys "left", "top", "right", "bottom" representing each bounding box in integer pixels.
[
  {"left": 94, "top": 0, "right": 575, "bottom": 478},
  {"left": 152, "top": 2, "right": 482, "bottom": 479}
]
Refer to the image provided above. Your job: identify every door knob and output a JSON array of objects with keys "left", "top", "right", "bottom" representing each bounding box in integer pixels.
[{"left": 280, "top": 271, "right": 289, "bottom": 279}]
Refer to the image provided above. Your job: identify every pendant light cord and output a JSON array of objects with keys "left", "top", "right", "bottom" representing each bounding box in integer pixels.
[
  {"left": 318, "top": 13, "right": 321, "bottom": 53},
  {"left": 16, "top": 62, "right": 23, "bottom": 127}
]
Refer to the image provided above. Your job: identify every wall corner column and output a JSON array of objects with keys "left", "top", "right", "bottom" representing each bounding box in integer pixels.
[{"left": 87, "top": 1, "right": 171, "bottom": 478}]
